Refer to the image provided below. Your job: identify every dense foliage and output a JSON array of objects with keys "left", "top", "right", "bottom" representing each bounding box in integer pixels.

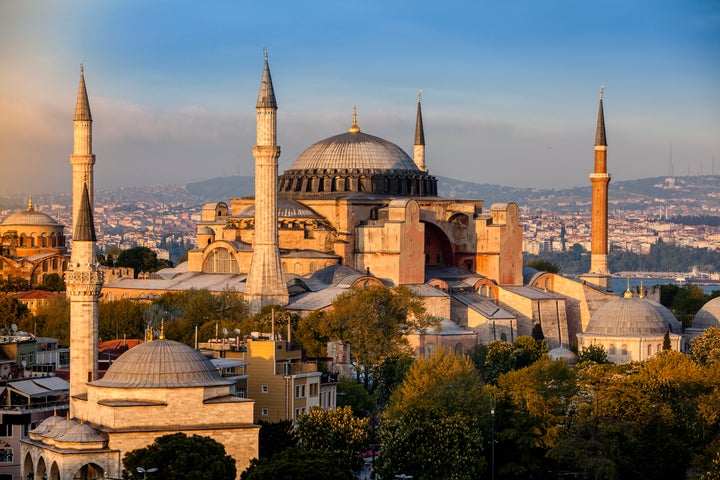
[
  {"left": 123, "top": 433, "right": 236, "bottom": 480},
  {"left": 99, "top": 246, "right": 173, "bottom": 277}
]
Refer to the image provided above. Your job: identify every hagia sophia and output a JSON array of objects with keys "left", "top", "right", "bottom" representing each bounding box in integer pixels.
[{"left": 1, "top": 56, "right": 716, "bottom": 478}]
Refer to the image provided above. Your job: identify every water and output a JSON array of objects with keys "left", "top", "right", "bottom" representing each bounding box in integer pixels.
[{"left": 609, "top": 277, "right": 719, "bottom": 295}]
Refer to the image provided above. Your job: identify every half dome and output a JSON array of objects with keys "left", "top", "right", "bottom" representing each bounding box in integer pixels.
[{"left": 90, "top": 339, "right": 231, "bottom": 388}]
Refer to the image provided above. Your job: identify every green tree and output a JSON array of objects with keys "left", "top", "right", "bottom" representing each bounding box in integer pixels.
[
  {"left": 0, "top": 293, "right": 31, "bottom": 325},
  {"left": 525, "top": 259, "right": 560, "bottom": 273},
  {"left": 691, "top": 326, "right": 720, "bottom": 366},
  {"left": 371, "top": 354, "right": 414, "bottom": 408},
  {"left": 663, "top": 331, "right": 672, "bottom": 350},
  {"left": 377, "top": 350, "right": 488, "bottom": 480},
  {"left": 99, "top": 299, "right": 148, "bottom": 341},
  {"left": 493, "top": 357, "right": 577, "bottom": 478},
  {"left": 257, "top": 420, "right": 297, "bottom": 459},
  {"left": 31, "top": 296, "right": 70, "bottom": 345},
  {"left": 123, "top": 433, "right": 235, "bottom": 480},
  {"left": 240, "top": 447, "right": 353, "bottom": 480},
  {"left": 577, "top": 343, "right": 609, "bottom": 364},
  {"left": 38, "top": 273, "right": 65, "bottom": 292},
  {"left": 336, "top": 377, "right": 376, "bottom": 417},
  {"left": 323, "top": 285, "right": 436, "bottom": 388},
  {"left": 116, "top": 246, "right": 173, "bottom": 278},
  {"left": 295, "top": 406, "right": 370, "bottom": 472},
  {"left": 0, "top": 277, "right": 30, "bottom": 292},
  {"left": 531, "top": 322, "right": 544, "bottom": 341}
]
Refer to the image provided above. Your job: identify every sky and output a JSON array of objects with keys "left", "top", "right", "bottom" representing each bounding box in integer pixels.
[{"left": 0, "top": 0, "right": 718, "bottom": 196}]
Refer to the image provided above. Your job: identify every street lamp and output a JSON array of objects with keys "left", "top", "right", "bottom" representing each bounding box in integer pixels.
[
  {"left": 136, "top": 466, "right": 158, "bottom": 479},
  {"left": 491, "top": 404, "right": 495, "bottom": 480}
]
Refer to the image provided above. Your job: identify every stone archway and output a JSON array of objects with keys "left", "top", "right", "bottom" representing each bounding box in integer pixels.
[
  {"left": 71, "top": 462, "right": 104, "bottom": 480},
  {"left": 421, "top": 221, "right": 453, "bottom": 267}
]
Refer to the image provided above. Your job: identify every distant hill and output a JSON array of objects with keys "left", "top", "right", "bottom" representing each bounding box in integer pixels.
[
  {"left": 184, "top": 174, "right": 719, "bottom": 211},
  {"left": 9, "top": 175, "right": 719, "bottom": 212}
]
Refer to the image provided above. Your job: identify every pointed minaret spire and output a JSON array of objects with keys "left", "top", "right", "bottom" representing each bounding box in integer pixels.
[
  {"left": 245, "top": 52, "right": 288, "bottom": 313},
  {"left": 581, "top": 87, "right": 612, "bottom": 290},
  {"left": 74, "top": 64, "right": 92, "bottom": 122},
  {"left": 413, "top": 90, "right": 426, "bottom": 171},
  {"left": 74, "top": 183, "right": 97, "bottom": 242},
  {"left": 595, "top": 86, "right": 607, "bottom": 147},
  {"left": 256, "top": 50, "right": 278, "bottom": 109}
]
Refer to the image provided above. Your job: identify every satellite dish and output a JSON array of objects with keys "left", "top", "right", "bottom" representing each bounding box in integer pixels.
[
  {"left": 10, "top": 324, "right": 17, "bottom": 333},
  {"left": 234, "top": 328, "right": 241, "bottom": 336},
  {"left": 222, "top": 328, "right": 228, "bottom": 337}
]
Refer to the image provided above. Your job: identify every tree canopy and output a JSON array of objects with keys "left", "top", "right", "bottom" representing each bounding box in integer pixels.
[
  {"left": 377, "top": 350, "right": 489, "bottom": 480},
  {"left": 123, "top": 433, "right": 236, "bottom": 480},
  {"left": 114, "top": 246, "right": 173, "bottom": 278}
]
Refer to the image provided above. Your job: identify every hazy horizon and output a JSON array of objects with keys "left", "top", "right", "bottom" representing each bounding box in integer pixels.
[{"left": 1, "top": 1, "right": 718, "bottom": 196}]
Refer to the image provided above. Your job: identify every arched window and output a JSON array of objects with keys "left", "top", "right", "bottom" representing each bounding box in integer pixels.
[
  {"left": 609, "top": 344, "right": 616, "bottom": 356},
  {"left": 621, "top": 345, "right": 628, "bottom": 357},
  {"left": 425, "top": 342, "right": 436, "bottom": 358},
  {"left": 203, "top": 248, "right": 239, "bottom": 273},
  {"left": 647, "top": 344, "right": 652, "bottom": 356},
  {"left": 294, "top": 263, "right": 303, "bottom": 275},
  {"left": 454, "top": 343, "right": 463, "bottom": 355}
]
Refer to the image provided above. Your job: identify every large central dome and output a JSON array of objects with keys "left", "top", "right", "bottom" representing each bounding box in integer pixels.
[
  {"left": 290, "top": 131, "right": 419, "bottom": 172},
  {"left": 278, "top": 119, "right": 437, "bottom": 198}
]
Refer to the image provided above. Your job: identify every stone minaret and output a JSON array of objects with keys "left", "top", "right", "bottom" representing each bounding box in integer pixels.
[
  {"left": 66, "top": 182, "right": 102, "bottom": 414},
  {"left": 71, "top": 65, "right": 95, "bottom": 232},
  {"left": 413, "top": 91, "right": 426, "bottom": 172},
  {"left": 583, "top": 88, "right": 611, "bottom": 290},
  {"left": 244, "top": 52, "right": 288, "bottom": 313}
]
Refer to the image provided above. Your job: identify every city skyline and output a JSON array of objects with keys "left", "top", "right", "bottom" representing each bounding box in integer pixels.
[{"left": 1, "top": 0, "right": 718, "bottom": 196}]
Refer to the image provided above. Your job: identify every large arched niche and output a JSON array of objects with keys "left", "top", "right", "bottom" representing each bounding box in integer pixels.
[
  {"left": 422, "top": 221, "right": 453, "bottom": 267},
  {"left": 71, "top": 462, "right": 104, "bottom": 479},
  {"left": 202, "top": 245, "right": 240, "bottom": 274},
  {"left": 474, "top": 278, "right": 499, "bottom": 300}
]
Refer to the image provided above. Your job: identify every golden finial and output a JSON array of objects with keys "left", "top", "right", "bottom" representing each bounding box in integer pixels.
[
  {"left": 27, "top": 196, "right": 33, "bottom": 211},
  {"left": 147, "top": 324, "right": 154, "bottom": 342},
  {"left": 599, "top": 84, "right": 604, "bottom": 100},
  {"left": 418, "top": 90, "right": 422, "bottom": 103},
  {"left": 349, "top": 105, "right": 361, "bottom": 133},
  {"left": 159, "top": 318, "right": 165, "bottom": 340},
  {"left": 623, "top": 278, "right": 633, "bottom": 298},
  {"left": 639, "top": 282, "right": 645, "bottom": 299}
]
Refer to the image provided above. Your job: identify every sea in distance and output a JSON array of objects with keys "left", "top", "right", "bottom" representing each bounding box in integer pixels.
[{"left": 608, "top": 277, "right": 719, "bottom": 295}]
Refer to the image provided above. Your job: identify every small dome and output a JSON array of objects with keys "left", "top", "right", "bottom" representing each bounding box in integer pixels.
[
  {"left": 198, "top": 226, "right": 215, "bottom": 235},
  {"left": 235, "top": 198, "right": 323, "bottom": 219},
  {"left": 549, "top": 346, "right": 577, "bottom": 365},
  {"left": 43, "top": 418, "right": 78, "bottom": 439},
  {"left": 90, "top": 339, "right": 231, "bottom": 388},
  {"left": 693, "top": 297, "right": 720, "bottom": 330},
  {"left": 1, "top": 207, "right": 60, "bottom": 227},
  {"left": 56, "top": 422, "right": 106, "bottom": 443},
  {"left": 645, "top": 299, "right": 683, "bottom": 334},
  {"left": 586, "top": 297, "right": 671, "bottom": 336},
  {"left": 30, "top": 415, "right": 64, "bottom": 435},
  {"left": 290, "top": 131, "right": 419, "bottom": 172}
]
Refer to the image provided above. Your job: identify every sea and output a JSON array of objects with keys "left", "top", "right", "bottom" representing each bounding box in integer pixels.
[{"left": 609, "top": 277, "right": 719, "bottom": 295}]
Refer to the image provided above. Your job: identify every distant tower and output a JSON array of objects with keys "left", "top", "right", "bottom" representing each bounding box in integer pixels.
[
  {"left": 244, "top": 52, "right": 289, "bottom": 313},
  {"left": 582, "top": 87, "right": 611, "bottom": 290},
  {"left": 413, "top": 91, "right": 426, "bottom": 172},
  {"left": 71, "top": 65, "right": 95, "bottom": 233}
]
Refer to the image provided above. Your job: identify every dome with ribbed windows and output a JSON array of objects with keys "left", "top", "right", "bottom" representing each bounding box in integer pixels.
[
  {"left": 586, "top": 297, "right": 671, "bottom": 336},
  {"left": 278, "top": 119, "right": 436, "bottom": 198}
]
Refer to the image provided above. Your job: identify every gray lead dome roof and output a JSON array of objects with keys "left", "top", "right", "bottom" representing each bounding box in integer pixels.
[
  {"left": 586, "top": 297, "right": 671, "bottom": 336},
  {"left": 290, "top": 131, "right": 419, "bottom": 172},
  {"left": 693, "top": 297, "right": 720, "bottom": 330},
  {"left": 91, "top": 339, "right": 231, "bottom": 388}
]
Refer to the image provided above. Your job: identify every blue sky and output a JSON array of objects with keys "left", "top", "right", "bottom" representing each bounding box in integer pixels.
[{"left": 1, "top": 0, "right": 718, "bottom": 196}]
